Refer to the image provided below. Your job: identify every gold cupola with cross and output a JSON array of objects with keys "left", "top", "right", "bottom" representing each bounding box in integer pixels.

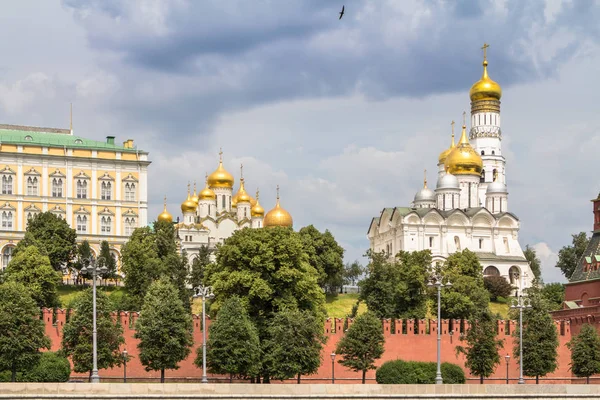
[
  {"left": 263, "top": 185, "right": 293, "bottom": 228},
  {"left": 445, "top": 112, "right": 483, "bottom": 175},
  {"left": 469, "top": 43, "right": 502, "bottom": 103},
  {"left": 207, "top": 148, "right": 234, "bottom": 189}
]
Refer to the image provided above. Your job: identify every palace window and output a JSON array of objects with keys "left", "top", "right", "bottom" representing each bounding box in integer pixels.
[
  {"left": 1, "top": 211, "right": 13, "bottom": 230},
  {"left": 27, "top": 212, "right": 39, "bottom": 223},
  {"left": 454, "top": 236, "right": 461, "bottom": 251},
  {"left": 480, "top": 169, "right": 485, "bottom": 183},
  {"left": 101, "top": 182, "right": 112, "bottom": 200},
  {"left": 222, "top": 195, "right": 226, "bottom": 209},
  {"left": 124, "top": 217, "right": 136, "bottom": 236},
  {"left": 1, "top": 176, "right": 12, "bottom": 195},
  {"left": 479, "top": 238, "right": 484, "bottom": 249},
  {"left": 76, "top": 215, "right": 87, "bottom": 233},
  {"left": 124, "top": 183, "right": 136, "bottom": 202},
  {"left": 76, "top": 180, "right": 88, "bottom": 199},
  {"left": 26, "top": 177, "right": 38, "bottom": 196},
  {"left": 101, "top": 216, "right": 112, "bottom": 234},
  {"left": 52, "top": 178, "right": 63, "bottom": 197},
  {"left": 2, "top": 246, "right": 13, "bottom": 269},
  {"left": 429, "top": 237, "right": 434, "bottom": 248}
]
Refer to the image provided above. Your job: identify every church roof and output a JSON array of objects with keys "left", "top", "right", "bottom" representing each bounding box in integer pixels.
[
  {"left": 476, "top": 252, "right": 527, "bottom": 262},
  {"left": 568, "top": 231, "right": 600, "bottom": 283},
  {"left": 372, "top": 206, "right": 520, "bottom": 226}
]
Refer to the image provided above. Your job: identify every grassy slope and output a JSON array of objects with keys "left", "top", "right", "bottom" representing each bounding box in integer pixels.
[{"left": 57, "top": 285, "right": 127, "bottom": 309}]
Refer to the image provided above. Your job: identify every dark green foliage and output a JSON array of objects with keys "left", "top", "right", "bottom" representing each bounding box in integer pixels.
[
  {"left": 456, "top": 309, "right": 504, "bottom": 383},
  {"left": 568, "top": 324, "right": 600, "bottom": 382},
  {"left": 524, "top": 245, "right": 542, "bottom": 282},
  {"left": 440, "top": 250, "right": 489, "bottom": 319},
  {"left": 98, "top": 241, "right": 117, "bottom": 280},
  {"left": 190, "top": 245, "right": 211, "bottom": 289},
  {"left": 484, "top": 276, "right": 513, "bottom": 301},
  {"left": 61, "top": 289, "right": 124, "bottom": 376},
  {"left": 343, "top": 260, "right": 364, "bottom": 286},
  {"left": 202, "top": 296, "right": 260, "bottom": 380},
  {"left": 556, "top": 232, "right": 589, "bottom": 279},
  {"left": 512, "top": 288, "right": 559, "bottom": 383},
  {"left": 4, "top": 246, "right": 61, "bottom": 308},
  {"left": 74, "top": 240, "right": 93, "bottom": 281},
  {"left": 375, "top": 360, "right": 465, "bottom": 384},
  {"left": 0, "top": 282, "right": 51, "bottom": 382},
  {"left": 23, "top": 352, "right": 70, "bottom": 382},
  {"left": 542, "top": 283, "right": 565, "bottom": 311},
  {"left": 335, "top": 311, "right": 385, "bottom": 384},
  {"left": 360, "top": 250, "right": 430, "bottom": 319},
  {"left": 265, "top": 309, "right": 326, "bottom": 381},
  {"left": 14, "top": 212, "right": 77, "bottom": 271},
  {"left": 135, "top": 278, "right": 193, "bottom": 383},
  {"left": 299, "top": 225, "right": 345, "bottom": 294}
]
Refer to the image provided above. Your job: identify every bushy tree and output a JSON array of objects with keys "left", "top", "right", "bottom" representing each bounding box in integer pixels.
[
  {"left": 4, "top": 245, "right": 61, "bottom": 308},
  {"left": 456, "top": 309, "right": 503, "bottom": 383},
  {"left": 556, "top": 232, "right": 589, "bottom": 279},
  {"left": 61, "top": 289, "right": 124, "bottom": 380},
  {"left": 336, "top": 311, "right": 385, "bottom": 384},
  {"left": 524, "top": 245, "right": 542, "bottom": 282},
  {"left": 202, "top": 296, "right": 260, "bottom": 381},
  {"left": 190, "top": 245, "right": 211, "bottom": 289},
  {"left": 512, "top": 288, "right": 559, "bottom": 383},
  {"left": 299, "top": 225, "right": 345, "bottom": 294},
  {"left": 135, "top": 278, "right": 193, "bottom": 383},
  {"left": 74, "top": 240, "right": 93, "bottom": 283},
  {"left": 568, "top": 324, "right": 600, "bottom": 383},
  {"left": 484, "top": 276, "right": 513, "bottom": 301},
  {"left": 98, "top": 241, "right": 117, "bottom": 281},
  {"left": 0, "top": 282, "right": 50, "bottom": 382},
  {"left": 14, "top": 212, "right": 77, "bottom": 271},
  {"left": 541, "top": 283, "right": 565, "bottom": 311},
  {"left": 343, "top": 260, "right": 364, "bottom": 287},
  {"left": 205, "top": 227, "right": 325, "bottom": 382},
  {"left": 265, "top": 309, "right": 326, "bottom": 382},
  {"left": 24, "top": 352, "right": 70, "bottom": 382}
]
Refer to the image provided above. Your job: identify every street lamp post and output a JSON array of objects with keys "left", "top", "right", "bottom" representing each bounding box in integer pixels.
[
  {"left": 510, "top": 291, "right": 531, "bottom": 385},
  {"left": 505, "top": 354, "right": 510, "bottom": 384},
  {"left": 193, "top": 285, "right": 215, "bottom": 383},
  {"left": 330, "top": 352, "right": 336, "bottom": 384},
  {"left": 81, "top": 256, "right": 107, "bottom": 384},
  {"left": 123, "top": 350, "right": 128, "bottom": 383},
  {"left": 428, "top": 274, "right": 452, "bottom": 385}
]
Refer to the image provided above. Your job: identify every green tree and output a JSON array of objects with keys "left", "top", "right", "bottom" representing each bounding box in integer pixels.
[
  {"left": 61, "top": 289, "right": 124, "bottom": 380},
  {"left": 4, "top": 245, "right": 61, "bottom": 308},
  {"left": 335, "top": 311, "right": 385, "bottom": 384},
  {"left": 556, "top": 232, "right": 590, "bottom": 279},
  {"left": 205, "top": 227, "right": 325, "bottom": 382},
  {"left": 190, "top": 245, "right": 211, "bottom": 289},
  {"left": 524, "top": 245, "right": 542, "bottom": 282},
  {"left": 359, "top": 251, "right": 398, "bottom": 319},
  {"left": 74, "top": 240, "right": 93, "bottom": 283},
  {"left": 484, "top": 276, "right": 513, "bottom": 301},
  {"left": 343, "top": 260, "right": 364, "bottom": 287},
  {"left": 14, "top": 212, "right": 77, "bottom": 271},
  {"left": 567, "top": 324, "right": 600, "bottom": 383},
  {"left": 202, "top": 296, "right": 261, "bottom": 381},
  {"left": 98, "top": 241, "right": 117, "bottom": 281},
  {"left": 299, "top": 225, "right": 345, "bottom": 294},
  {"left": 541, "top": 283, "right": 565, "bottom": 311},
  {"left": 265, "top": 309, "right": 326, "bottom": 382},
  {"left": 135, "top": 278, "right": 193, "bottom": 383},
  {"left": 0, "top": 282, "right": 50, "bottom": 382},
  {"left": 23, "top": 352, "right": 71, "bottom": 382},
  {"left": 512, "top": 288, "right": 559, "bottom": 383},
  {"left": 456, "top": 309, "right": 503, "bottom": 384}
]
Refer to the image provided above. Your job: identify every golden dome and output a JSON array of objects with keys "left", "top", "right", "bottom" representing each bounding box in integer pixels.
[
  {"left": 234, "top": 179, "right": 252, "bottom": 205},
  {"left": 199, "top": 173, "right": 216, "bottom": 201},
  {"left": 251, "top": 189, "right": 265, "bottom": 217},
  {"left": 207, "top": 149, "right": 234, "bottom": 189},
  {"left": 181, "top": 185, "right": 198, "bottom": 213},
  {"left": 263, "top": 186, "right": 293, "bottom": 228},
  {"left": 190, "top": 181, "right": 199, "bottom": 205},
  {"left": 444, "top": 120, "right": 483, "bottom": 176},
  {"left": 158, "top": 197, "right": 173, "bottom": 223},
  {"left": 469, "top": 44, "right": 502, "bottom": 102},
  {"left": 438, "top": 121, "right": 456, "bottom": 164}
]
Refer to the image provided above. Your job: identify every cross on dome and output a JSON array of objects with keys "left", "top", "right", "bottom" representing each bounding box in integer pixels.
[{"left": 481, "top": 43, "right": 489, "bottom": 61}]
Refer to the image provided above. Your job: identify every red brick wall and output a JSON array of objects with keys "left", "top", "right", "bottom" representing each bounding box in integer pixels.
[{"left": 42, "top": 309, "right": 574, "bottom": 384}]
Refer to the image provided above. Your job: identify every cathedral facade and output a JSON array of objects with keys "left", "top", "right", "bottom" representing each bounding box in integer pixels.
[
  {"left": 157, "top": 151, "right": 293, "bottom": 261},
  {"left": 368, "top": 45, "right": 533, "bottom": 291}
]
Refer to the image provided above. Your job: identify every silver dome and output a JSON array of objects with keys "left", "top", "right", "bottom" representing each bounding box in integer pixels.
[
  {"left": 414, "top": 187, "right": 436, "bottom": 202},
  {"left": 436, "top": 173, "right": 459, "bottom": 190},
  {"left": 486, "top": 180, "right": 508, "bottom": 194}
]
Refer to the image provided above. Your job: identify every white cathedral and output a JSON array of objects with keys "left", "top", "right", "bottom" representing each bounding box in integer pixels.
[
  {"left": 156, "top": 151, "right": 293, "bottom": 261},
  {"left": 368, "top": 45, "right": 533, "bottom": 290}
]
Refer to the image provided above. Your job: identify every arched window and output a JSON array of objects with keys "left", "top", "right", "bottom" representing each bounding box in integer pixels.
[
  {"left": 77, "top": 180, "right": 88, "bottom": 199},
  {"left": 479, "top": 238, "right": 484, "bottom": 249},
  {"left": 492, "top": 150, "right": 495, "bottom": 155},
  {"left": 124, "top": 183, "right": 136, "bottom": 202},
  {"left": 481, "top": 150, "right": 485, "bottom": 155},
  {"left": 2, "top": 246, "right": 14, "bottom": 269},
  {"left": 76, "top": 215, "right": 87, "bottom": 233},
  {"left": 101, "top": 216, "right": 112, "bottom": 233},
  {"left": 454, "top": 236, "right": 461, "bottom": 251},
  {"left": 222, "top": 196, "right": 226, "bottom": 209},
  {"left": 480, "top": 169, "right": 485, "bottom": 183},
  {"left": 483, "top": 266, "right": 500, "bottom": 276},
  {"left": 101, "top": 182, "right": 112, "bottom": 200},
  {"left": 1, "top": 211, "right": 13, "bottom": 230},
  {"left": 27, "top": 177, "right": 38, "bottom": 196},
  {"left": 509, "top": 266, "right": 520, "bottom": 286},
  {"left": 493, "top": 169, "right": 498, "bottom": 182},
  {"left": 52, "top": 178, "right": 63, "bottom": 197},
  {"left": 244, "top": 208, "right": 247, "bottom": 218},
  {"left": 2, "top": 176, "right": 13, "bottom": 195},
  {"left": 124, "top": 217, "right": 136, "bottom": 236},
  {"left": 429, "top": 236, "right": 434, "bottom": 248}
]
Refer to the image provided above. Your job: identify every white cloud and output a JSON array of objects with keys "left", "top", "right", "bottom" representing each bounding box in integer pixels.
[{"left": 533, "top": 242, "right": 565, "bottom": 283}]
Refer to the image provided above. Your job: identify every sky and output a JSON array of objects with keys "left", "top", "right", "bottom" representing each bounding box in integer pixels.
[{"left": 0, "top": 0, "right": 599, "bottom": 283}]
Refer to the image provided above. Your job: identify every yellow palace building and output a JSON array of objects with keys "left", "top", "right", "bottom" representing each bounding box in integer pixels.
[{"left": 0, "top": 123, "right": 150, "bottom": 271}]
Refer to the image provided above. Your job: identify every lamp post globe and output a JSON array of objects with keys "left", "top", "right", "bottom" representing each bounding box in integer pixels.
[
  {"left": 427, "top": 274, "right": 451, "bottom": 385},
  {"left": 330, "top": 352, "right": 336, "bottom": 384}
]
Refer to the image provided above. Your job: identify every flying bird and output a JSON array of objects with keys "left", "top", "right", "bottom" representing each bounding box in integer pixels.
[{"left": 339, "top": 5, "right": 345, "bottom": 20}]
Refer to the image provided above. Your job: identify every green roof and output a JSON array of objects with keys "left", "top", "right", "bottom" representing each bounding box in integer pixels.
[{"left": 0, "top": 124, "right": 144, "bottom": 153}]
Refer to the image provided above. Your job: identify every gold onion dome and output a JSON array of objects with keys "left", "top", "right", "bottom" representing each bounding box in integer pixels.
[
  {"left": 181, "top": 185, "right": 198, "bottom": 213},
  {"left": 207, "top": 149, "right": 234, "bottom": 188},
  {"left": 263, "top": 186, "right": 293, "bottom": 228},
  {"left": 444, "top": 117, "right": 483, "bottom": 175},
  {"left": 469, "top": 43, "right": 502, "bottom": 102},
  {"left": 233, "top": 164, "right": 252, "bottom": 205},
  {"left": 438, "top": 121, "right": 456, "bottom": 164},
  {"left": 251, "top": 189, "right": 265, "bottom": 217},
  {"left": 199, "top": 173, "right": 216, "bottom": 200},
  {"left": 158, "top": 197, "right": 173, "bottom": 223},
  {"left": 190, "top": 181, "right": 199, "bottom": 205}
]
